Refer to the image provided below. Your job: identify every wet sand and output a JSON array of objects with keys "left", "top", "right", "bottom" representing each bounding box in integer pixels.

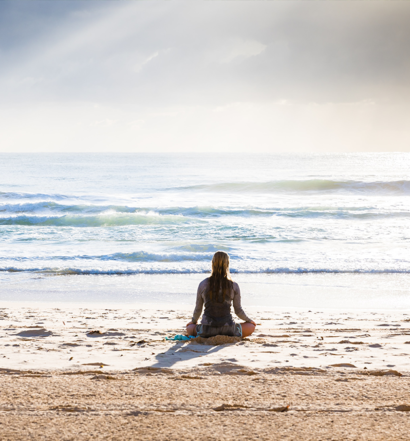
[{"left": 1, "top": 366, "right": 410, "bottom": 440}]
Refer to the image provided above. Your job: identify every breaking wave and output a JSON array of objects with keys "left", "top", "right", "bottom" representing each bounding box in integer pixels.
[
  {"left": 1, "top": 267, "right": 410, "bottom": 275},
  {"left": 1, "top": 202, "right": 409, "bottom": 226},
  {"left": 0, "top": 213, "right": 193, "bottom": 227},
  {"left": 0, "top": 251, "right": 216, "bottom": 263}
]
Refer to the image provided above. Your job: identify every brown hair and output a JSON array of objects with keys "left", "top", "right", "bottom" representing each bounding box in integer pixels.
[{"left": 209, "top": 251, "right": 233, "bottom": 302}]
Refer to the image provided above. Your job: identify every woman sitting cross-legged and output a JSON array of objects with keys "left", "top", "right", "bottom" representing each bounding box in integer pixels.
[{"left": 186, "top": 251, "right": 256, "bottom": 338}]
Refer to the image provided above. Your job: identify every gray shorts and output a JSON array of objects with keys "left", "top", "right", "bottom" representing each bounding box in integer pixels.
[{"left": 195, "top": 323, "right": 242, "bottom": 338}]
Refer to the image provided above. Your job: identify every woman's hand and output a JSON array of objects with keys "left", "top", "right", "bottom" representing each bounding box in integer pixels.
[
  {"left": 249, "top": 320, "right": 256, "bottom": 326},
  {"left": 186, "top": 321, "right": 194, "bottom": 327}
]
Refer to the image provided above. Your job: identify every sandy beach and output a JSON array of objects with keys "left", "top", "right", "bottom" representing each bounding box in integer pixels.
[{"left": 1, "top": 304, "right": 410, "bottom": 439}]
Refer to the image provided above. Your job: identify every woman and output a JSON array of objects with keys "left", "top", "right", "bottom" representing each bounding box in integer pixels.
[{"left": 186, "top": 251, "right": 256, "bottom": 338}]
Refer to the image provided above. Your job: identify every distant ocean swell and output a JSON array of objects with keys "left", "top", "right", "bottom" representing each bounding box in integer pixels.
[
  {"left": 2, "top": 179, "right": 410, "bottom": 200},
  {"left": 175, "top": 179, "right": 410, "bottom": 194}
]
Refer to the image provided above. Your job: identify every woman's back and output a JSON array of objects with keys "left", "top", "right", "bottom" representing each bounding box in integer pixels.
[
  {"left": 201, "top": 277, "right": 234, "bottom": 324},
  {"left": 193, "top": 277, "right": 251, "bottom": 325}
]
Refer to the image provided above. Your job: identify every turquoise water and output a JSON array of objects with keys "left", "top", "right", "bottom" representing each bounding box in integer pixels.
[{"left": 1, "top": 153, "right": 410, "bottom": 277}]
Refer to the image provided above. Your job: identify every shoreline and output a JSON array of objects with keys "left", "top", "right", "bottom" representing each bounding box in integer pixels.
[{"left": 2, "top": 272, "right": 410, "bottom": 311}]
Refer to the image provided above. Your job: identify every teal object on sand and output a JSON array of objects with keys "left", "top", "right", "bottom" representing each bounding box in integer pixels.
[{"left": 165, "top": 334, "right": 196, "bottom": 341}]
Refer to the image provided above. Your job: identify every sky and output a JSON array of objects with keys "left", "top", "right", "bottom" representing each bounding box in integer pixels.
[{"left": 0, "top": 1, "right": 409, "bottom": 153}]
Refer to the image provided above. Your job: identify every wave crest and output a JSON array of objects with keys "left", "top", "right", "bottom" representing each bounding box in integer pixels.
[
  {"left": 1, "top": 267, "right": 410, "bottom": 275},
  {"left": 0, "top": 213, "right": 192, "bottom": 227},
  {"left": 1, "top": 203, "right": 410, "bottom": 224}
]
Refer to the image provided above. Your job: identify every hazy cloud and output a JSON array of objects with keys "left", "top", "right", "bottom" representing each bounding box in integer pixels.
[{"left": 1, "top": 1, "right": 409, "bottom": 152}]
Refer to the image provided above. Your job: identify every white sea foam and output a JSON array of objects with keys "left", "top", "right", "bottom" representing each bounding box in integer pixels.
[{"left": 2, "top": 266, "right": 410, "bottom": 275}]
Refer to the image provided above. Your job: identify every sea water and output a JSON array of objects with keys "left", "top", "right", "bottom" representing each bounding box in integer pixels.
[{"left": 1, "top": 153, "right": 410, "bottom": 309}]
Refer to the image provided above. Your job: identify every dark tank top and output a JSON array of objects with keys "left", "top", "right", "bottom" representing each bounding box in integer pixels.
[{"left": 203, "top": 288, "right": 234, "bottom": 326}]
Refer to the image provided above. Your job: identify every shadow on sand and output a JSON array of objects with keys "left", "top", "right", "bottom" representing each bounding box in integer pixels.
[{"left": 148, "top": 341, "right": 227, "bottom": 369}]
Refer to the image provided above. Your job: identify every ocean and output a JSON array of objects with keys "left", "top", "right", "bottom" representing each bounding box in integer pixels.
[{"left": 1, "top": 153, "right": 409, "bottom": 309}]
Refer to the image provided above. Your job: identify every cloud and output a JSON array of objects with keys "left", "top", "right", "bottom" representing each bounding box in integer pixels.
[
  {"left": 0, "top": 1, "right": 409, "bottom": 152},
  {"left": 220, "top": 39, "right": 267, "bottom": 64},
  {"left": 134, "top": 52, "right": 160, "bottom": 73}
]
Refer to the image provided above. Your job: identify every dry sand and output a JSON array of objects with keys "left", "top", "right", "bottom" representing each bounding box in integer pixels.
[{"left": 1, "top": 304, "right": 410, "bottom": 439}]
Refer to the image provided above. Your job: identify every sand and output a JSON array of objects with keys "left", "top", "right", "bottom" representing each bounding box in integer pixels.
[{"left": 1, "top": 304, "right": 410, "bottom": 439}]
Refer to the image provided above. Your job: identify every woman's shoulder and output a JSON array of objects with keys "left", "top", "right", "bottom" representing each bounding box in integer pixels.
[
  {"left": 231, "top": 280, "right": 240, "bottom": 293},
  {"left": 198, "top": 277, "right": 210, "bottom": 290}
]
